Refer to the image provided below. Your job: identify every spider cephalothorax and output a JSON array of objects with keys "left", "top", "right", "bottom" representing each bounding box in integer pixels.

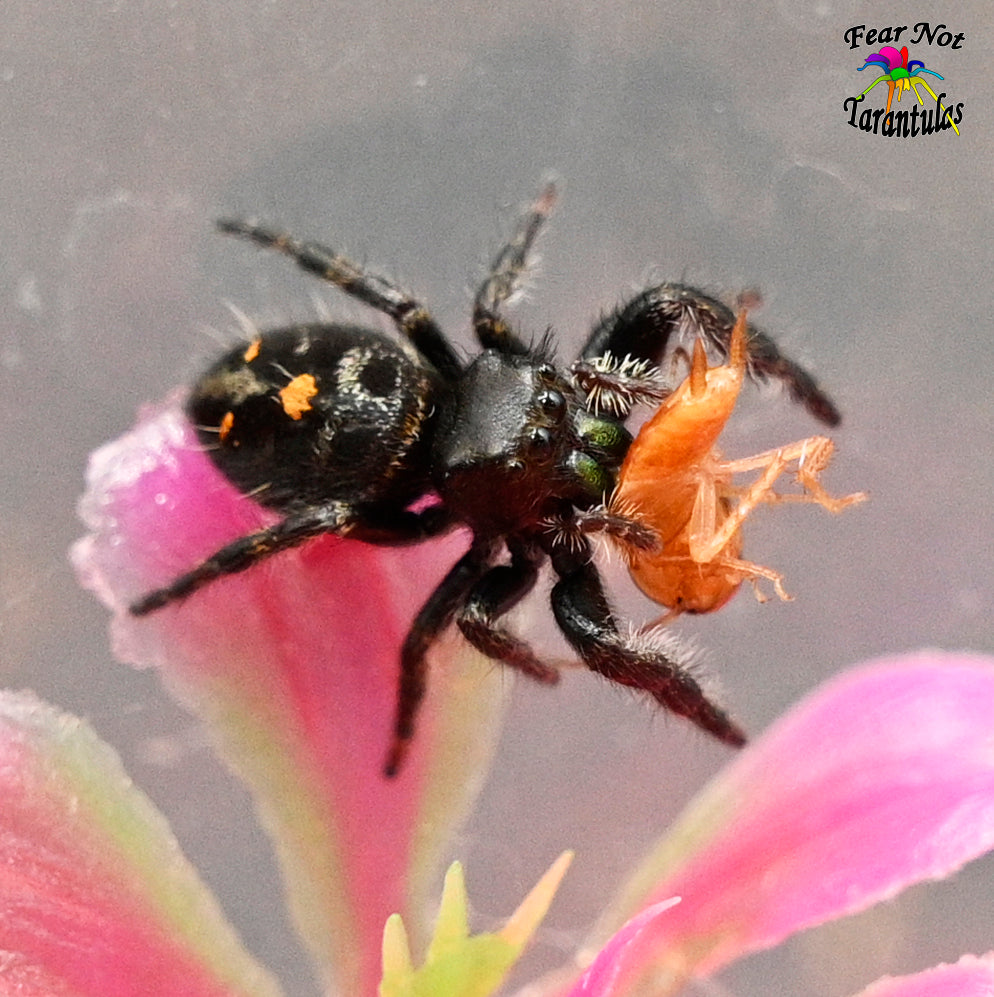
[{"left": 131, "top": 181, "right": 842, "bottom": 776}]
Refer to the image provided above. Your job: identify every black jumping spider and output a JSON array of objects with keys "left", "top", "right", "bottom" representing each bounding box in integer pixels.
[{"left": 131, "top": 181, "right": 841, "bottom": 776}]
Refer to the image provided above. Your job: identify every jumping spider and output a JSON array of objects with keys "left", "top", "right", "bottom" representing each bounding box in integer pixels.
[{"left": 131, "top": 181, "right": 841, "bottom": 776}]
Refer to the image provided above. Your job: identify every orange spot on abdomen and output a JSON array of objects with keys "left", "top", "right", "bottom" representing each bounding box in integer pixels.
[{"left": 279, "top": 373, "right": 319, "bottom": 420}]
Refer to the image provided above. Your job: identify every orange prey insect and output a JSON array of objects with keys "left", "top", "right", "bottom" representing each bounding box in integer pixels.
[{"left": 609, "top": 310, "right": 866, "bottom": 619}]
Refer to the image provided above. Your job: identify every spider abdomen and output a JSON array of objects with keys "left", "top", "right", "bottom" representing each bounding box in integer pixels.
[{"left": 188, "top": 323, "right": 438, "bottom": 511}]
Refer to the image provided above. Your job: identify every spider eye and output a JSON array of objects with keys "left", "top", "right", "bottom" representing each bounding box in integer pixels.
[
  {"left": 537, "top": 389, "right": 566, "bottom": 420},
  {"left": 527, "top": 426, "right": 553, "bottom": 450}
]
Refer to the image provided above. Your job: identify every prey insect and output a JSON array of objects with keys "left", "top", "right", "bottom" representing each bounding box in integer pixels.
[{"left": 609, "top": 310, "right": 866, "bottom": 620}]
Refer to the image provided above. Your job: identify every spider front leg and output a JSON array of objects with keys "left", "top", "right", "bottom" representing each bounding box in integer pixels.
[
  {"left": 472, "top": 180, "right": 557, "bottom": 355},
  {"left": 547, "top": 540, "right": 746, "bottom": 747},
  {"left": 569, "top": 353, "right": 669, "bottom": 419},
  {"left": 582, "top": 283, "right": 841, "bottom": 426},
  {"left": 546, "top": 504, "right": 660, "bottom": 553},
  {"left": 216, "top": 219, "right": 461, "bottom": 379}
]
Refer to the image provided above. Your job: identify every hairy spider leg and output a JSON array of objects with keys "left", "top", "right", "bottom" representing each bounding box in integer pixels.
[
  {"left": 581, "top": 283, "right": 841, "bottom": 426},
  {"left": 457, "top": 539, "right": 561, "bottom": 684},
  {"left": 129, "top": 500, "right": 458, "bottom": 618},
  {"left": 560, "top": 504, "right": 661, "bottom": 551},
  {"left": 386, "top": 537, "right": 550, "bottom": 775},
  {"left": 472, "top": 180, "right": 558, "bottom": 355},
  {"left": 130, "top": 502, "right": 358, "bottom": 615},
  {"left": 547, "top": 537, "right": 746, "bottom": 747},
  {"left": 568, "top": 353, "right": 669, "bottom": 420},
  {"left": 215, "top": 218, "right": 462, "bottom": 379},
  {"left": 387, "top": 542, "right": 491, "bottom": 777},
  {"left": 387, "top": 536, "right": 564, "bottom": 776}
]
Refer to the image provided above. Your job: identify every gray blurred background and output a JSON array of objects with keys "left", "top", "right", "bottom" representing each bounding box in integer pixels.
[{"left": 2, "top": 2, "right": 992, "bottom": 995}]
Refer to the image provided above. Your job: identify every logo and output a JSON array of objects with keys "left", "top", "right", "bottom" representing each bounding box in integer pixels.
[{"left": 843, "top": 22, "right": 964, "bottom": 137}]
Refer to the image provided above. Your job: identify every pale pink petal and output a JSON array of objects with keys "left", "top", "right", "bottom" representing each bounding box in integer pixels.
[
  {"left": 583, "top": 653, "right": 994, "bottom": 995},
  {"left": 853, "top": 954, "right": 994, "bottom": 997},
  {"left": 566, "top": 899, "right": 681, "bottom": 996},
  {"left": 72, "top": 400, "right": 506, "bottom": 996},
  {"left": 0, "top": 690, "right": 282, "bottom": 997}
]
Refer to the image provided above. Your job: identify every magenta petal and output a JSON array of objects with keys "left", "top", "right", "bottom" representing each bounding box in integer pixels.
[
  {"left": 0, "top": 690, "right": 282, "bottom": 997},
  {"left": 854, "top": 954, "right": 994, "bottom": 997},
  {"left": 590, "top": 652, "right": 994, "bottom": 993},
  {"left": 72, "top": 400, "right": 506, "bottom": 996}
]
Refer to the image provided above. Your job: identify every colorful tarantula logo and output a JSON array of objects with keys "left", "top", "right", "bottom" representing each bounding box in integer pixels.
[{"left": 857, "top": 45, "right": 959, "bottom": 133}]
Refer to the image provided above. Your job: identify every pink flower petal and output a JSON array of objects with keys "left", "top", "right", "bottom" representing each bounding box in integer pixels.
[
  {"left": 567, "top": 899, "right": 681, "bottom": 996},
  {"left": 0, "top": 690, "right": 282, "bottom": 997},
  {"left": 586, "top": 652, "right": 994, "bottom": 994},
  {"left": 72, "top": 400, "right": 507, "bottom": 996},
  {"left": 853, "top": 954, "right": 994, "bottom": 997}
]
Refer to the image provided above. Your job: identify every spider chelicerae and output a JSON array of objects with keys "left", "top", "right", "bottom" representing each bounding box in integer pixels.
[{"left": 131, "top": 180, "right": 841, "bottom": 776}]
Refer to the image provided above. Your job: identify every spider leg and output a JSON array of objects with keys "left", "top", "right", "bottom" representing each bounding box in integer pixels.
[
  {"left": 472, "top": 180, "right": 557, "bottom": 355},
  {"left": 906, "top": 79, "right": 927, "bottom": 105},
  {"left": 581, "top": 283, "right": 841, "bottom": 426},
  {"left": 548, "top": 539, "right": 746, "bottom": 747},
  {"left": 550, "top": 505, "right": 660, "bottom": 553},
  {"left": 386, "top": 538, "right": 495, "bottom": 777},
  {"left": 347, "top": 503, "right": 456, "bottom": 545},
  {"left": 130, "top": 501, "right": 359, "bottom": 615},
  {"left": 216, "top": 219, "right": 461, "bottom": 379},
  {"left": 569, "top": 353, "right": 668, "bottom": 418},
  {"left": 457, "top": 540, "right": 560, "bottom": 684}
]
